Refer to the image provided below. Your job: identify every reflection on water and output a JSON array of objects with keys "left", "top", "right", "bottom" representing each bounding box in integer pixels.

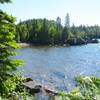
[{"left": 16, "top": 42, "right": 100, "bottom": 91}]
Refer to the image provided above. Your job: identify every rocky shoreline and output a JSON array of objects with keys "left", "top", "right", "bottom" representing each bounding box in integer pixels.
[
  {"left": 22, "top": 76, "right": 100, "bottom": 100},
  {"left": 19, "top": 38, "right": 99, "bottom": 47},
  {"left": 23, "top": 77, "right": 58, "bottom": 96},
  {"left": 67, "top": 38, "right": 99, "bottom": 45}
]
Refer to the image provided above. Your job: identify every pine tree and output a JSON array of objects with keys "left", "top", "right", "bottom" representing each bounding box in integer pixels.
[
  {"left": 65, "top": 13, "right": 70, "bottom": 28},
  {"left": 0, "top": 0, "right": 22, "bottom": 97}
]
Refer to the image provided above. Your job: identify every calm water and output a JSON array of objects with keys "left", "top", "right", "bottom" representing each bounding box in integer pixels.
[{"left": 16, "top": 42, "right": 100, "bottom": 91}]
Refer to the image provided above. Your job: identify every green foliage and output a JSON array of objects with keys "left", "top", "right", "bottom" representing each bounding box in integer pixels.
[
  {"left": 0, "top": 74, "right": 31, "bottom": 99},
  {"left": 58, "top": 76, "right": 100, "bottom": 100},
  {"left": 75, "top": 76, "right": 98, "bottom": 99},
  {"left": 16, "top": 17, "right": 100, "bottom": 45},
  {"left": 0, "top": 10, "right": 23, "bottom": 76},
  {"left": 16, "top": 17, "right": 68, "bottom": 45},
  {"left": 0, "top": 0, "right": 26, "bottom": 99},
  {"left": 65, "top": 13, "right": 70, "bottom": 28},
  {"left": 0, "top": 0, "right": 12, "bottom": 3},
  {"left": 0, "top": 74, "right": 22, "bottom": 98}
]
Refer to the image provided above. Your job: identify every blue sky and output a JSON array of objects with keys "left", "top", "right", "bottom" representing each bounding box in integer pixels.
[{"left": 1, "top": 0, "right": 100, "bottom": 26}]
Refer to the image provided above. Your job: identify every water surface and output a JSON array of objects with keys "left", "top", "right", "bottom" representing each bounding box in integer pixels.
[{"left": 16, "top": 42, "right": 100, "bottom": 91}]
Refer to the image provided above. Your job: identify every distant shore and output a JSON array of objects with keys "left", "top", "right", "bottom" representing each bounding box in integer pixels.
[
  {"left": 18, "top": 43, "right": 70, "bottom": 47},
  {"left": 18, "top": 38, "right": 99, "bottom": 47}
]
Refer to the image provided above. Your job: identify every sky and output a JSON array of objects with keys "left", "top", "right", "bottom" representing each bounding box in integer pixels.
[{"left": 1, "top": 0, "right": 100, "bottom": 26}]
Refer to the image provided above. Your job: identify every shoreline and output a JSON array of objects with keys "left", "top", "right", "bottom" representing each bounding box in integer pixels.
[
  {"left": 18, "top": 43, "right": 70, "bottom": 47},
  {"left": 19, "top": 43, "right": 33, "bottom": 47},
  {"left": 18, "top": 39, "right": 99, "bottom": 48}
]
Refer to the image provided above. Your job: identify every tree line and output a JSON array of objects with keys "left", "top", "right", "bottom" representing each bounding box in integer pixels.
[{"left": 16, "top": 14, "right": 100, "bottom": 45}]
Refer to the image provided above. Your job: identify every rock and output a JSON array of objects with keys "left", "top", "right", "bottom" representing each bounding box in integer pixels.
[
  {"left": 19, "top": 43, "right": 32, "bottom": 47},
  {"left": 67, "top": 38, "right": 86, "bottom": 45},
  {"left": 25, "top": 77, "right": 33, "bottom": 82},
  {"left": 43, "top": 86, "right": 58, "bottom": 95},
  {"left": 23, "top": 81, "right": 42, "bottom": 94},
  {"left": 88, "top": 39, "right": 99, "bottom": 43},
  {"left": 23, "top": 77, "right": 59, "bottom": 96}
]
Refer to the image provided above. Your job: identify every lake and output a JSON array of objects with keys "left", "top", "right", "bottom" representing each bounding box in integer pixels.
[{"left": 16, "top": 41, "right": 100, "bottom": 92}]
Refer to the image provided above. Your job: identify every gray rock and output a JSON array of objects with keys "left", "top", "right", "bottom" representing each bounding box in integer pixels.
[
  {"left": 23, "top": 81, "right": 42, "bottom": 94},
  {"left": 23, "top": 77, "right": 61, "bottom": 96}
]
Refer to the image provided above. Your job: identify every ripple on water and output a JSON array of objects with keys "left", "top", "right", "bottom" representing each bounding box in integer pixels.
[{"left": 16, "top": 40, "right": 100, "bottom": 91}]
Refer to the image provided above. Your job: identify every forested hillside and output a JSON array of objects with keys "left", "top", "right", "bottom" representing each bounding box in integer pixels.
[{"left": 16, "top": 14, "right": 100, "bottom": 45}]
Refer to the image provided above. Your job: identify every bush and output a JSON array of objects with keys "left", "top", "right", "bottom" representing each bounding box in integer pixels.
[{"left": 58, "top": 76, "right": 100, "bottom": 100}]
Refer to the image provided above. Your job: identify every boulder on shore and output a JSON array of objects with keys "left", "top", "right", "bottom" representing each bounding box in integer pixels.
[
  {"left": 88, "top": 39, "right": 99, "bottom": 43},
  {"left": 23, "top": 80, "right": 42, "bottom": 94},
  {"left": 67, "top": 38, "right": 99, "bottom": 45},
  {"left": 23, "top": 77, "right": 58, "bottom": 95},
  {"left": 67, "top": 38, "right": 86, "bottom": 45}
]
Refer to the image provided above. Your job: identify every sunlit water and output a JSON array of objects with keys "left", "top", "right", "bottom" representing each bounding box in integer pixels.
[{"left": 16, "top": 41, "right": 100, "bottom": 92}]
